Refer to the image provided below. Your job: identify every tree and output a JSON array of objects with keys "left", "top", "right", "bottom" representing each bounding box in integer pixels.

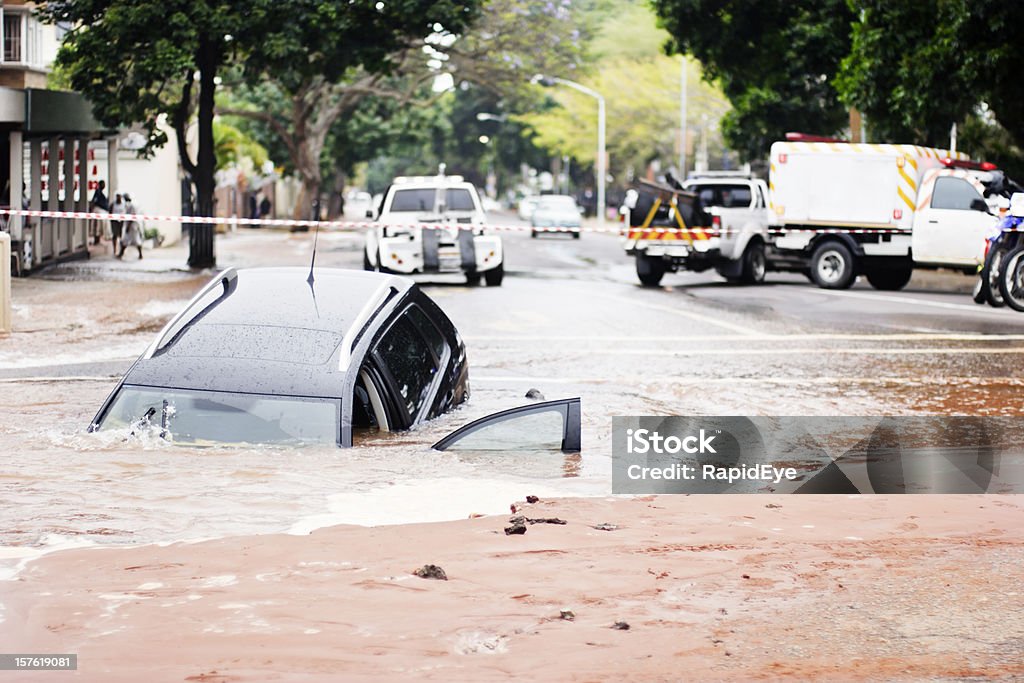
[
  {"left": 219, "top": 1, "right": 479, "bottom": 220},
  {"left": 836, "top": 0, "right": 1024, "bottom": 159},
  {"left": 651, "top": 0, "right": 854, "bottom": 160},
  {"left": 220, "top": 0, "right": 583, "bottom": 218},
  {"left": 41, "top": 0, "right": 238, "bottom": 267},
  {"left": 43, "top": 1, "right": 478, "bottom": 263},
  {"left": 518, "top": 0, "right": 731, "bottom": 184}
]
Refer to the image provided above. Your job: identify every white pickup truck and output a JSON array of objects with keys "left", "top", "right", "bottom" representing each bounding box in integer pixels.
[
  {"left": 364, "top": 174, "right": 504, "bottom": 286},
  {"left": 621, "top": 176, "right": 770, "bottom": 286},
  {"left": 683, "top": 176, "right": 772, "bottom": 284},
  {"left": 763, "top": 138, "right": 1015, "bottom": 290}
]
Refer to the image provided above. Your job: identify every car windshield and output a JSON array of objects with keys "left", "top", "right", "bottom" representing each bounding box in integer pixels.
[
  {"left": 537, "top": 196, "right": 577, "bottom": 211},
  {"left": 97, "top": 385, "right": 340, "bottom": 445}
]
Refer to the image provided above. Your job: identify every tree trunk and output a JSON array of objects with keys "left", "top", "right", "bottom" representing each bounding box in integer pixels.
[{"left": 188, "top": 32, "right": 219, "bottom": 269}]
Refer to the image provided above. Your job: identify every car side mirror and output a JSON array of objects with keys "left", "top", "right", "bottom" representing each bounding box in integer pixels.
[
  {"left": 366, "top": 209, "right": 374, "bottom": 219},
  {"left": 971, "top": 198, "right": 990, "bottom": 213}
]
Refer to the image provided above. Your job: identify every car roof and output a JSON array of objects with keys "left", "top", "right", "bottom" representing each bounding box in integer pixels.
[{"left": 124, "top": 268, "right": 412, "bottom": 398}]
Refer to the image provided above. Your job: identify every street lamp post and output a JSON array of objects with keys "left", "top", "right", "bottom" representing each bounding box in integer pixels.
[{"left": 532, "top": 74, "right": 606, "bottom": 226}]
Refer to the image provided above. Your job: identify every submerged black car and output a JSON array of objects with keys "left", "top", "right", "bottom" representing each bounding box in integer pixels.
[{"left": 91, "top": 267, "right": 579, "bottom": 451}]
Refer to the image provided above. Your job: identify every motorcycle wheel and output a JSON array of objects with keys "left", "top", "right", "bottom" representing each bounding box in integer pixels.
[
  {"left": 978, "top": 247, "right": 1007, "bottom": 307},
  {"left": 998, "top": 245, "right": 1024, "bottom": 312}
]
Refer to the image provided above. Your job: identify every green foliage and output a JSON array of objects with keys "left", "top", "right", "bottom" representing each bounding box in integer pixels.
[
  {"left": 41, "top": 0, "right": 217, "bottom": 156},
  {"left": 651, "top": 0, "right": 854, "bottom": 160},
  {"left": 518, "top": 0, "right": 731, "bottom": 181},
  {"left": 837, "top": 0, "right": 1024, "bottom": 158},
  {"left": 212, "top": 120, "right": 269, "bottom": 171}
]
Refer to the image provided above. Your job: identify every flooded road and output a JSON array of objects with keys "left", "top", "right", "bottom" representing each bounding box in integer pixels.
[{"left": 3, "top": 223, "right": 1024, "bottom": 573}]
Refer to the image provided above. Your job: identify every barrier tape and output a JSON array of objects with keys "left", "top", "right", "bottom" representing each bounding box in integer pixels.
[{"left": 0, "top": 208, "right": 964, "bottom": 237}]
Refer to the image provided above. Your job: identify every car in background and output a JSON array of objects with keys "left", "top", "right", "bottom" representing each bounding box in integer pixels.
[
  {"left": 518, "top": 196, "right": 539, "bottom": 221},
  {"left": 364, "top": 174, "right": 504, "bottom": 286},
  {"left": 530, "top": 194, "right": 583, "bottom": 238},
  {"left": 90, "top": 268, "right": 579, "bottom": 450}
]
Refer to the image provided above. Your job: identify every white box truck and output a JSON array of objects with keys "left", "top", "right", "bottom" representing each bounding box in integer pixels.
[{"left": 766, "top": 137, "right": 1009, "bottom": 290}]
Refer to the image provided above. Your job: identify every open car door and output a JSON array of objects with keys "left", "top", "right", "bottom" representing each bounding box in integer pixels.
[{"left": 432, "top": 398, "right": 581, "bottom": 453}]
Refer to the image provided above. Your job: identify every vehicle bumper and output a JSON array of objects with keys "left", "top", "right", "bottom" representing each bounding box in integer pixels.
[{"left": 378, "top": 232, "right": 503, "bottom": 274}]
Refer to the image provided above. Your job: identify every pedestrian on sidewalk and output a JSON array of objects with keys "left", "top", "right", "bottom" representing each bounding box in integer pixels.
[
  {"left": 118, "top": 193, "right": 143, "bottom": 260},
  {"left": 110, "top": 192, "right": 126, "bottom": 255},
  {"left": 89, "top": 180, "right": 110, "bottom": 245}
]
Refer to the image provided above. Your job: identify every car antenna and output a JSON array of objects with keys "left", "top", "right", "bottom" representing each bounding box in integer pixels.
[{"left": 306, "top": 206, "right": 321, "bottom": 317}]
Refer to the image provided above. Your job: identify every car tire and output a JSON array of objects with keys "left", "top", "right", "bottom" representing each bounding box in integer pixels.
[
  {"left": 998, "top": 246, "right": 1024, "bottom": 312},
  {"left": 572, "top": 231, "right": 581, "bottom": 240},
  {"left": 530, "top": 230, "right": 537, "bottom": 238},
  {"left": 363, "top": 250, "right": 374, "bottom": 271},
  {"left": 636, "top": 253, "right": 666, "bottom": 287},
  {"left": 465, "top": 270, "right": 482, "bottom": 286},
  {"left": 810, "top": 241, "right": 856, "bottom": 290},
  {"left": 484, "top": 262, "right": 504, "bottom": 286},
  {"left": 865, "top": 263, "right": 912, "bottom": 291},
  {"left": 739, "top": 240, "right": 766, "bottom": 285}
]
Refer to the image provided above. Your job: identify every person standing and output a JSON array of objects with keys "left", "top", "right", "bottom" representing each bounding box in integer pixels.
[
  {"left": 110, "top": 192, "right": 126, "bottom": 255},
  {"left": 89, "top": 180, "right": 110, "bottom": 245},
  {"left": 117, "top": 193, "right": 143, "bottom": 260}
]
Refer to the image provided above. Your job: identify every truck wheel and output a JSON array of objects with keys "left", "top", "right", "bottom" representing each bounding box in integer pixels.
[
  {"left": 363, "top": 250, "right": 374, "bottom": 271},
  {"left": 636, "top": 253, "right": 666, "bottom": 287},
  {"left": 740, "top": 241, "right": 766, "bottom": 284},
  {"left": 465, "top": 270, "right": 482, "bottom": 286},
  {"left": 865, "top": 263, "right": 912, "bottom": 291},
  {"left": 998, "top": 246, "right": 1024, "bottom": 312},
  {"left": 484, "top": 262, "right": 504, "bottom": 286},
  {"left": 530, "top": 229, "right": 538, "bottom": 238},
  {"left": 810, "top": 241, "right": 856, "bottom": 289}
]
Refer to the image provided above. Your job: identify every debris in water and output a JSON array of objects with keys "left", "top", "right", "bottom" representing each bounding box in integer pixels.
[
  {"left": 505, "top": 515, "right": 528, "bottom": 535},
  {"left": 525, "top": 388, "right": 545, "bottom": 400},
  {"left": 592, "top": 523, "right": 618, "bottom": 531},
  {"left": 413, "top": 564, "right": 448, "bottom": 581},
  {"left": 527, "top": 517, "right": 566, "bottom": 525},
  {"left": 560, "top": 609, "right": 575, "bottom": 621},
  {"left": 611, "top": 621, "right": 630, "bottom": 630},
  {"left": 765, "top": 503, "right": 782, "bottom": 509},
  {"left": 526, "top": 495, "right": 540, "bottom": 504},
  {"left": 510, "top": 504, "right": 517, "bottom": 514}
]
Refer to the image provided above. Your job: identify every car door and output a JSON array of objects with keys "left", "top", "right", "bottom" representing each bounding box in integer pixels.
[
  {"left": 913, "top": 175, "right": 994, "bottom": 265},
  {"left": 432, "top": 398, "right": 581, "bottom": 453}
]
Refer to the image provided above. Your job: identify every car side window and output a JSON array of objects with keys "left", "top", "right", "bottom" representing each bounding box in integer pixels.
[
  {"left": 931, "top": 176, "right": 983, "bottom": 211},
  {"left": 375, "top": 315, "right": 439, "bottom": 419}
]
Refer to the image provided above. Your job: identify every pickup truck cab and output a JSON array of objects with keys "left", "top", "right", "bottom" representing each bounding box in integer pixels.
[
  {"left": 364, "top": 174, "right": 504, "bottom": 286},
  {"left": 684, "top": 176, "right": 772, "bottom": 284}
]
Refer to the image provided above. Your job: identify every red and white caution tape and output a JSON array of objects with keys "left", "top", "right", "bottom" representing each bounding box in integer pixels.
[{"left": 0, "top": 208, "right": 961, "bottom": 237}]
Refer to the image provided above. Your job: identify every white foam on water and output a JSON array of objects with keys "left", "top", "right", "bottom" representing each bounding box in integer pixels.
[{"left": 289, "top": 476, "right": 603, "bottom": 533}]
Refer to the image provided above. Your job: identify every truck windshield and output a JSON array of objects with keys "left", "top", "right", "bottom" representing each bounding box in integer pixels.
[
  {"left": 97, "top": 385, "right": 340, "bottom": 445},
  {"left": 389, "top": 189, "right": 437, "bottom": 212}
]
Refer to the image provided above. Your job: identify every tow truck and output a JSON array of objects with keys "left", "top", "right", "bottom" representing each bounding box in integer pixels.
[{"left": 364, "top": 173, "right": 504, "bottom": 286}]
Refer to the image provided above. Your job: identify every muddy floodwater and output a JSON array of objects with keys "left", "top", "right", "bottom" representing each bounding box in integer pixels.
[{"left": 3, "top": 229, "right": 1024, "bottom": 579}]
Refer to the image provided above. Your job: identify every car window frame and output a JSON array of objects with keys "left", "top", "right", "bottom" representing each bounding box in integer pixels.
[
  {"left": 432, "top": 397, "right": 582, "bottom": 453},
  {"left": 368, "top": 303, "right": 450, "bottom": 428}
]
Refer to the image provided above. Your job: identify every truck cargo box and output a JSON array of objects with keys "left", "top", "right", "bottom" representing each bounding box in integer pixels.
[{"left": 769, "top": 142, "right": 967, "bottom": 230}]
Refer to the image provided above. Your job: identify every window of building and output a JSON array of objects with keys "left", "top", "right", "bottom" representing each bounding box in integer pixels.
[{"left": 3, "top": 11, "right": 23, "bottom": 63}]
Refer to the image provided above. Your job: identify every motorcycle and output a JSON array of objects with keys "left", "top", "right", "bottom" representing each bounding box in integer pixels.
[{"left": 998, "top": 193, "right": 1024, "bottom": 311}]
